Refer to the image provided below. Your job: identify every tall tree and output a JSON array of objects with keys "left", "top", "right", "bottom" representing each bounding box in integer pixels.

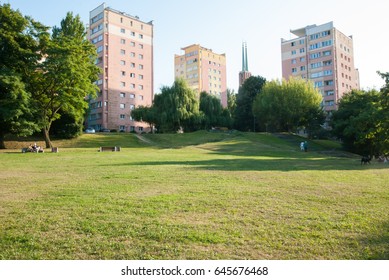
[
  {"left": 234, "top": 76, "right": 266, "bottom": 131},
  {"left": 152, "top": 79, "right": 201, "bottom": 133},
  {"left": 27, "top": 12, "right": 100, "bottom": 148},
  {"left": 131, "top": 106, "right": 157, "bottom": 133},
  {"left": 331, "top": 89, "right": 383, "bottom": 155},
  {"left": 199, "top": 91, "right": 223, "bottom": 129},
  {"left": 252, "top": 78, "right": 323, "bottom": 133},
  {"left": 0, "top": 4, "right": 46, "bottom": 148}
]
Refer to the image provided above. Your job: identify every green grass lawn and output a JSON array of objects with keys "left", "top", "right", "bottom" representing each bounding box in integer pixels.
[{"left": 1, "top": 132, "right": 388, "bottom": 259}]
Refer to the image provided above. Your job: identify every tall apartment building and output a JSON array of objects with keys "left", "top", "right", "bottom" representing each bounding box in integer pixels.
[
  {"left": 174, "top": 44, "right": 227, "bottom": 107},
  {"left": 281, "top": 21, "right": 359, "bottom": 112},
  {"left": 239, "top": 42, "right": 252, "bottom": 87},
  {"left": 87, "top": 3, "right": 153, "bottom": 132}
]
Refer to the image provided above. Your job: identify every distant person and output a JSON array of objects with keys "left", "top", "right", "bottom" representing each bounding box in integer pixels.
[{"left": 304, "top": 141, "right": 308, "bottom": 152}]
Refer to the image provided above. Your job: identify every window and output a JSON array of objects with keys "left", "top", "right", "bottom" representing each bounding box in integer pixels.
[
  {"left": 291, "top": 59, "right": 297, "bottom": 64},
  {"left": 139, "top": 44, "right": 144, "bottom": 49},
  {"left": 323, "top": 60, "right": 332, "bottom": 66},
  {"left": 130, "top": 52, "right": 135, "bottom": 57},
  {"left": 95, "top": 79, "right": 103, "bottom": 85},
  {"left": 139, "top": 64, "right": 143, "bottom": 70},
  {"left": 299, "top": 39, "right": 305, "bottom": 45},
  {"left": 120, "top": 28, "right": 125, "bottom": 33},
  {"left": 120, "top": 39, "right": 126, "bottom": 44},
  {"left": 120, "top": 49, "right": 125, "bottom": 55},
  {"left": 139, "top": 74, "right": 144, "bottom": 80},
  {"left": 300, "top": 66, "right": 306, "bottom": 71},
  {"left": 291, "top": 42, "right": 296, "bottom": 46},
  {"left": 138, "top": 95, "right": 144, "bottom": 100},
  {"left": 291, "top": 50, "right": 297, "bottom": 55},
  {"left": 120, "top": 60, "right": 126, "bottom": 65},
  {"left": 120, "top": 82, "right": 125, "bottom": 87},
  {"left": 130, "top": 84, "right": 135, "bottom": 89},
  {"left": 325, "top": 90, "right": 334, "bottom": 96},
  {"left": 120, "top": 103, "right": 125, "bottom": 109},
  {"left": 139, "top": 85, "right": 144, "bottom": 90},
  {"left": 129, "top": 104, "right": 135, "bottom": 110},
  {"left": 129, "top": 94, "right": 135, "bottom": 99},
  {"left": 139, "top": 34, "right": 143, "bottom": 39},
  {"left": 131, "top": 31, "right": 135, "bottom": 36},
  {"left": 130, "top": 41, "right": 135, "bottom": 47},
  {"left": 130, "top": 73, "right": 135, "bottom": 78},
  {"left": 121, "top": 71, "right": 126, "bottom": 76},
  {"left": 120, "top": 114, "right": 125, "bottom": 119},
  {"left": 119, "top": 125, "right": 125, "bottom": 131},
  {"left": 97, "top": 45, "right": 104, "bottom": 53},
  {"left": 130, "top": 63, "right": 135, "bottom": 68},
  {"left": 95, "top": 57, "right": 103, "bottom": 64},
  {"left": 139, "top": 54, "right": 143, "bottom": 59},
  {"left": 91, "top": 34, "right": 103, "bottom": 44},
  {"left": 300, "top": 48, "right": 305, "bottom": 53},
  {"left": 120, "top": 92, "right": 126, "bottom": 98},
  {"left": 292, "top": 68, "right": 297, "bottom": 73},
  {"left": 324, "top": 80, "right": 334, "bottom": 86}
]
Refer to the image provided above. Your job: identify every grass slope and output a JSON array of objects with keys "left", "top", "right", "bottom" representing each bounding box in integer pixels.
[{"left": 0, "top": 132, "right": 388, "bottom": 259}]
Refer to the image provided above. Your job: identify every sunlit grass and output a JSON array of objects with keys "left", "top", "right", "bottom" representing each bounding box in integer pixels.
[{"left": 1, "top": 132, "right": 388, "bottom": 259}]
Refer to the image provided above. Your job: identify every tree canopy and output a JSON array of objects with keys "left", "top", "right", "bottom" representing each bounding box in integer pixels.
[
  {"left": 234, "top": 76, "right": 266, "bottom": 131},
  {"left": 331, "top": 80, "right": 388, "bottom": 156},
  {"left": 0, "top": 4, "right": 46, "bottom": 148},
  {"left": 26, "top": 12, "right": 100, "bottom": 148},
  {"left": 252, "top": 78, "right": 323, "bottom": 133}
]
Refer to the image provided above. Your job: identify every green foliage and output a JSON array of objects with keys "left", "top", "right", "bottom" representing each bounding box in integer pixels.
[
  {"left": 252, "top": 78, "right": 323, "bottom": 133},
  {"left": 234, "top": 76, "right": 266, "bottom": 131},
  {"left": 131, "top": 106, "right": 157, "bottom": 132},
  {"left": 199, "top": 91, "right": 230, "bottom": 129},
  {"left": 26, "top": 12, "right": 100, "bottom": 148},
  {"left": 331, "top": 88, "right": 387, "bottom": 155},
  {"left": 152, "top": 79, "right": 201, "bottom": 133},
  {"left": 0, "top": 4, "right": 46, "bottom": 148}
]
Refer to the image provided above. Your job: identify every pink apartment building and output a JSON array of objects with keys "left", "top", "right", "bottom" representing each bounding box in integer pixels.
[
  {"left": 87, "top": 3, "right": 154, "bottom": 132},
  {"left": 281, "top": 21, "right": 359, "bottom": 112},
  {"left": 174, "top": 44, "right": 227, "bottom": 107}
]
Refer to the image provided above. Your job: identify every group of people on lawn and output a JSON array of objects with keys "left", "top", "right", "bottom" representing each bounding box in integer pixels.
[{"left": 27, "top": 143, "right": 44, "bottom": 153}]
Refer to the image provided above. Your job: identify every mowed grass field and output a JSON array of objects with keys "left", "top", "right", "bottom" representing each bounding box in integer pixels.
[{"left": 0, "top": 131, "right": 388, "bottom": 259}]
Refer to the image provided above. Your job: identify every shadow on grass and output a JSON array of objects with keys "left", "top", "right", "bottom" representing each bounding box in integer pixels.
[
  {"left": 106, "top": 157, "right": 385, "bottom": 171},
  {"left": 358, "top": 221, "right": 389, "bottom": 259}
]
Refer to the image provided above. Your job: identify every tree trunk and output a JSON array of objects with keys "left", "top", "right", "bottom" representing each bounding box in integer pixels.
[
  {"left": 0, "top": 131, "right": 6, "bottom": 149},
  {"left": 43, "top": 128, "right": 52, "bottom": 148}
]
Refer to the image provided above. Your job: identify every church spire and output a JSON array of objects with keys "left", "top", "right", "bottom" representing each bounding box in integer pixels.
[{"left": 239, "top": 41, "right": 252, "bottom": 87}]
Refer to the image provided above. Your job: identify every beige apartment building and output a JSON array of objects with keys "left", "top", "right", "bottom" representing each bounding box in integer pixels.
[
  {"left": 281, "top": 21, "right": 359, "bottom": 112},
  {"left": 87, "top": 3, "right": 154, "bottom": 132},
  {"left": 174, "top": 44, "right": 227, "bottom": 107}
]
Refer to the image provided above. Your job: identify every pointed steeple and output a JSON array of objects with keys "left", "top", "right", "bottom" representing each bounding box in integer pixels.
[
  {"left": 244, "top": 42, "right": 248, "bottom": 72},
  {"left": 239, "top": 41, "right": 252, "bottom": 87}
]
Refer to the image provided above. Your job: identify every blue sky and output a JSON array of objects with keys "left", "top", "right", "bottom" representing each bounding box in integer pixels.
[{"left": 5, "top": 0, "right": 389, "bottom": 92}]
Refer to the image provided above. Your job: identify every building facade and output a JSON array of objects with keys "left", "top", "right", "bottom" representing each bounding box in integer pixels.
[
  {"left": 239, "top": 42, "right": 252, "bottom": 87},
  {"left": 281, "top": 21, "right": 359, "bottom": 112},
  {"left": 174, "top": 44, "right": 227, "bottom": 107},
  {"left": 87, "top": 3, "right": 154, "bottom": 132}
]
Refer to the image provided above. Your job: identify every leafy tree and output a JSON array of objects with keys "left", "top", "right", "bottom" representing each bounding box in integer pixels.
[
  {"left": 331, "top": 89, "right": 383, "bottom": 155},
  {"left": 226, "top": 88, "right": 236, "bottom": 120},
  {"left": 0, "top": 74, "right": 38, "bottom": 148},
  {"left": 199, "top": 92, "right": 222, "bottom": 129},
  {"left": 234, "top": 76, "right": 266, "bottom": 131},
  {"left": 27, "top": 12, "right": 100, "bottom": 148},
  {"left": 252, "top": 78, "right": 323, "bottom": 133},
  {"left": 131, "top": 106, "right": 157, "bottom": 133},
  {"left": 152, "top": 79, "right": 201, "bottom": 133},
  {"left": 0, "top": 4, "right": 46, "bottom": 148}
]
